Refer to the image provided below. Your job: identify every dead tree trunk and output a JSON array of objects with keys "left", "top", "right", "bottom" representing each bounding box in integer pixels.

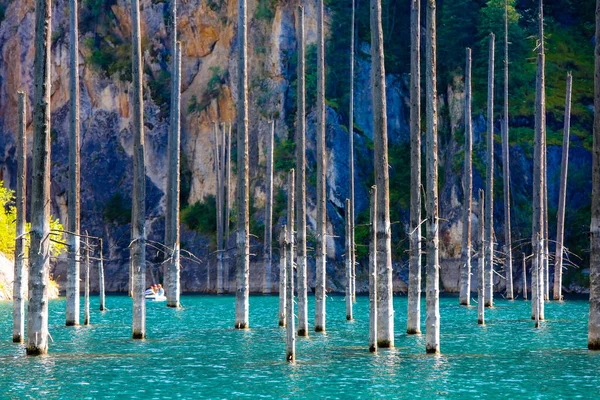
[
  {"left": 369, "top": 185, "right": 378, "bottom": 352},
  {"left": 554, "top": 72, "right": 572, "bottom": 301},
  {"left": 84, "top": 234, "right": 90, "bottom": 325},
  {"left": 99, "top": 239, "right": 106, "bottom": 311},
  {"left": 296, "top": 5, "right": 309, "bottom": 337},
  {"left": 478, "top": 189, "right": 485, "bottom": 325},
  {"left": 349, "top": 0, "right": 357, "bottom": 303},
  {"left": 263, "top": 120, "right": 274, "bottom": 294},
  {"left": 66, "top": 0, "right": 81, "bottom": 327},
  {"left": 425, "top": 0, "right": 440, "bottom": 354},
  {"left": 371, "top": 0, "right": 394, "bottom": 349},
  {"left": 503, "top": 0, "right": 514, "bottom": 300},
  {"left": 215, "top": 122, "right": 224, "bottom": 294},
  {"left": 131, "top": 0, "right": 147, "bottom": 340},
  {"left": 523, "top": 254, "right": 528, "bottom": 300},
  {"left": 13, "top": 91, "right": 27, "bottom": 343},
  {"left": 286, "top": 170, "right": 296, "bottom": 360},
  {"left": 588, "top": 0, "right": 600, "bottom": 350},
  {"left": 345, "top": 199, "right": 353, "bottom": 321},
  {"left": 166, "top": 40, "right": 182, "bottom": 307},
  {"left": 235, "top": 0, "right": 250, "bottom": 329},
  {"left": 407, "top": 0, "right": 422, "bottom": 332},
  {"left": 460, "top": 48, "right": 473, "bottom": 307},
  {"left": 314, "top": 0, "right": 327, "bottom": 333},
  {"left": 279, "top": 225, "right": 287, "bottom": 327},
  {"left": 224, "top": 124, "right": 232, "bottom": 292},
  {"left": 27, "top": 0, "right": 52, "bottom": 355},
  {"left": 485, "top": 33, "right": 495, "bottom": 308}
]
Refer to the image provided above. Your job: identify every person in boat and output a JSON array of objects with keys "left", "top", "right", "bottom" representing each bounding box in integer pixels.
[
  {"left": 145, "top": 285, "right": 156, "bottom": 296},
  {"left": 157, "top": 284, "right": 165, "bottom": 297}
]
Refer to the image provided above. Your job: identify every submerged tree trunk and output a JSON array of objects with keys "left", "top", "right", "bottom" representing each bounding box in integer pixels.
[
  {"left": 296, "top": 5, "right": 309, "bottom": 337},
  {"left": 27, "top": 0, "right": 52, "bottom": 355},
  {"left": 345, "top": 199, "right": 353, "bottom": 321},
  {"left": 588, "top": 0, "right": 600, "bottom": 350},
  {"left": 371, "top": 0, "right": 394, "bottom": 348},
  {"left": 13, "top": 91, "right": 27, "bottom": 343},
  {"left": 215, "top": 123, "right": 224, "bottom": 294},
  {"left": 503, "top": 0, "right": 514, "bottom": 301},
  {"left": 264, "top": 120, "right": 274, "bottom": 294},
  {"left": 369, "top": 185, "right": 378, "bottom": 352},
  {"left": 286, "top": 170, "right": 296, "bottom": 361},
  {"left": 131, "top": 0, "right": 147, "bottom": 340},
  {"left": 425, "top": 0, "right": 440, "bottom": 354},
  {"left": 224, "top": 124, "right": 232, "bottom": 292},
  {"left": 66, "top": 0, "right": 81, "bottom": 327},
  {"left": 485, "top": 33, "right": 495, "bottom": 308},
  {"left": 235, "top": 0, "right": 250, "bottom": 329},
  {"left": 349, "top": 0, "right": 357, "bottom": 304},
  {"left": 554, "top": 72, "right": 572, "bottom": 301},
  {"left": 279, "top": 225, "right": 287, "bottom": 327},
  {"left": 315, "top": 0, "right": 327, "bottom": 333},
  {"left": 523, "top": 254, "right": 528, "bottom": 300},
  {"left": 407, "top": 0, "right": 422, "bottom": 332},
  {"left": 460, "top": 48, "right": 473, "bottom": 307},
  {"left": 166, "top": 39, "right": 182, "bottom": 307},
  {"left": 99, "top": 239, "right": 106, "bottom": 311},
  {"left": 478, "top": 189, "right": 485, "bottom": 325},
  {"left": 84, "top": 235, "right": 90, "bottom": 326}
]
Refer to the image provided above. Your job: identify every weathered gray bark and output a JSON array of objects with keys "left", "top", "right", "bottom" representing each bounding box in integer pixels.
[
  {"left": 224, "top": 124, "right": 232, "bottom": 292},
  {"left": 425, "top": 0, "right": 440, "bottom": 354},
  {"left": 503, "top": 0, "right": 514, "bottom": 300},
  {"left": 99, "top": 239, "right": 106, "bottom": 311},
  {"left": 166, "top": 40, "right": 181, "bottom": 307},
  {"left": 27, "top": 0, "right": 52, "bottom": 355},
  {"left": 349, "top": 0, "right": 357, "bottom": 304},
  {"left": 214, "top": 122, "right": 224, "bottom": 294},
  {"left": 66, "top": 0, "right": 81, "bottom": 327},
  {"left": 369, "top": 185, "right": 378, "bottom": 352},
  {"left": 485, "top": 33, "right": 495, "bottom": 308},
  {"left": 286, "top": 170, "right": 296, "bottom": 360},
  {"left": 84, "top": 234, "right": 90, "bottom": 326},
  {"left": 588, "top": 0, "right": 600, "bottom": 350},
  {"left": 235, "top": 0, "right": 250, "bottom": 329},
  {"left": 371, "top": 0, "right": 394, "bottom": 348},
  {"left": 279, "top": 225, "right": 287, "bottom": 327},
  {"left": 541, "top": 0, "right": 549, "bottom": 307},
  {"left": 345, "top": 199, "right": 353, "bottom": 321},
  {"left": 460, "top": 48, "right": 473, "bottom": 307},
  {"left": 523, "top": 254, "right": 528, "bottom": 300},
  {"left": 296, "top": 5, "right": 309, "bottom": 337},
  {"left": 407, "top": 0, "right": 422, "bottom": 332},
  {"left": 315, "top": 0, "right": 327, "bottom": 332},
  {"left": 13, "top": 91, "right": 27, "bottom": 343},
  {"left": 263, "top": 120, "right": 274, "bottom": 294},
  {"left": 535, "top": 233, "right": 543, "bottom": 327},
  {"left": 131, "top": 0, "right": 147, "bottom": 340},
  {"left": 478, "top": 189, "right": 485, "bottom": 325},
  {"left": 554, "top": 72, "right": 572, "bottom": 301}
]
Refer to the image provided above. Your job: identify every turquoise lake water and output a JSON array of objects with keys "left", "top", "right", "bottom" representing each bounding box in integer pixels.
[{"left": 0, "top": 295, "right": 599, "bottom": 399}]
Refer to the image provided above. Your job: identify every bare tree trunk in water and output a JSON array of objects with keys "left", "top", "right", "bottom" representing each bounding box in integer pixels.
[
  {"left": 371, "top": 0, "right": 394, "bottom": 348},
  {"left": 215, "top": 123, "right": 224, "bottom": 294},
  {"left": 263, "top": 120, "right": 274, "bottom": 294},
  {"left": 554, "top": 72, "right": 572, "bottom": 301},
  {"left": 84, "top": 234, "right": 90, "bottom": 325},
  {"left": 460, "top": 48, "right": 473, "bottom": 307},
  {"left": 27, "top": 0, "right": 52, "bottom": 355},
  {"left": 315, "top": 0, "right": 327, "bottom": 333},
  {"left": 407, "top": 0, "right": 422, "bottom": 332},
  {"left": 66, "top": 0, "right": 81, "bottom": 327},
  {"left": 279, "top": 226, "right": 287, "bottom": 327},
  {"left": 478, "top": 189, "right": 485, "bottom": 325},
  {"left": 485, "top": 33, "right": 495, "bottom": 308},
  {"left": 131, "top": 0, "right": 147, "bottom": 340},
  {"left": 425, "top": 0, "right": 440, "bottom": 354},
  {"left": 369, "top": 185, "right": 378, "bottom": 352},
  {"left": 235, "top": 0, "right": 250, "bottom": 329},
  {"left": 588, "top": 0, "right": 600, "bottom": 350},
  {"left": 99, "top": 239, "right": 106, "bottom": 311},
  {"left": 13, "top": 91, "right": 27, "bottom": 343},
  {"left": 503, "top": 0, "right": 514, "bottom": 300},
  {"left": 286, "top": 170, "right": 296, "bottom": 360},
  {"left": 295, "top": 6, "right": 309, "bottom": 337},
  {"left": 349, "top": 0, "right": 357, "bottom": 303},
  {"left": 224, "top": 124, "right": 232, "bottom": 292},
  {"left": 523, "top": 254, "right": 528, "bottom": 300},
  {"left": 345, "top": 199, "right": 353, "bottom": 321}
]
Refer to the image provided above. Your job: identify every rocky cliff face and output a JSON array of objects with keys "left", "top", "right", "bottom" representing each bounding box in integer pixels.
[{"left": 0, "top": 0, "right": 592, "bottom": 295}]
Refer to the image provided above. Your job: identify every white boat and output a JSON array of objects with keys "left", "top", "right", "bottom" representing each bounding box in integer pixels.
[{"left": 145, "top": 294, "right": 167, "bottom": 302}]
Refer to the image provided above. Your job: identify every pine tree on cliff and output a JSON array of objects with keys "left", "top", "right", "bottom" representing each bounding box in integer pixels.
[
  {"left": 425, "top": 0, "right": 440, "bottom": 354},
  {"left": 27, "top": 0, "right": 52, "bottom": 355},
  {"left": 371, "top": 0, "right": 394, "bottom": 348},
  {"left": 66, "top": 0, "right": 81, "bottom": 327},
  {"left": 459, "top": 48, "right": 473, "bottom": 307},
  {"left": 131, "top": 0, "right": 147, "bottom": 340},
  {"left": 502, "top": 0, "right": 514, "bottom": 301},
  {"left": 296, "top": 5, "right": 309, "bottom": 337},
  {"left": 165, "top": 0, "right": 182, "bottom": 307},
  {"left": 485, "top": 33, "right": 495, "bottom": 308},
  {"left": 407, "top": 0, "right": 423, "bottom": 332},
  {"left": 235, "top": 0, "right": 250, "bottom": 329},
  {"left": 554, "top": 72, "right": 572, "bottom": 301},
  {"left": 588, "top": 0, "right": 600, "bottom": 350},
  {"left": 315, "top": 0, "right": 327, "bottom": 333},
  {"left": 263, "top": 120, "right": 274, "bottom": 294},
  {"left": 13, "top": 91, "right": 26, "bottom": 343}
]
